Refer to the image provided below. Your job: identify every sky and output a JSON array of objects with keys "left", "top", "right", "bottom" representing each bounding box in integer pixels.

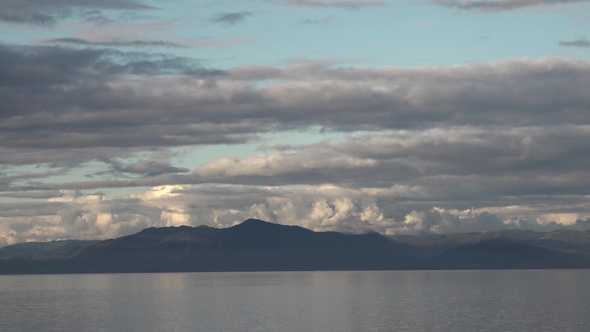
[{"left": 1, "top": 0, "right": 590, "bottom": 245}]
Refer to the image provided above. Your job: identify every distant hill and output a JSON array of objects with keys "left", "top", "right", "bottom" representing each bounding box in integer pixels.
[
  {"left": 426, "top": 240, "right": 590, "bottom": 269},
  {"left": 0, "top": 240, "right": 100, "bottom": 259},
  {"left": 1, "top": 219, "right": 589, "bottom": 274},
  {"left": 395, "top": 229, "right": 590, "bottom": 259}
]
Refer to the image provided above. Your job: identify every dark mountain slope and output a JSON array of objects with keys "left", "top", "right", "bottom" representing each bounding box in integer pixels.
[
  {"left": 428, "top": 240, "right": 590, "bottom": 269},
  {"left": 397, "top": 229, "right": 590, "bottom": 259},
  {"left": 62, "top": 219, "right": 417, "bottom": 273},
  {"left": 0, "top": 240, "right": 100, "bottom": 259},
  {"left": 1, "top": 220, "right": 589, "bottom": 274}
]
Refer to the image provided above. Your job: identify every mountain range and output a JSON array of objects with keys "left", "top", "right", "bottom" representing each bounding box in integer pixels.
[{"left": 1, "top": 219, "right": 589, "bottom": 274}]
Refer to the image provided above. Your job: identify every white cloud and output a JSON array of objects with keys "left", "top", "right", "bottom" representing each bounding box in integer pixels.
[
  {"left": 538, "top": 213, "right": 579, "bottom": 225},
  {"left": 2, "top": 181, "right": 589, "bottom": 245},
  {"left": 160, "top": 208, "right": 190, "bottom": 227}
]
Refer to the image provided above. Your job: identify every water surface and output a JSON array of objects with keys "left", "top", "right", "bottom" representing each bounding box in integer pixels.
[{"left": 1, "top": 270, "right": 588, "bottom": 331}]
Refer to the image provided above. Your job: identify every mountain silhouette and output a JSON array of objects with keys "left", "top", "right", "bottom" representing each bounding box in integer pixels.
[{"left": 1, "top": 219, "right": 589, "bottom": 274}]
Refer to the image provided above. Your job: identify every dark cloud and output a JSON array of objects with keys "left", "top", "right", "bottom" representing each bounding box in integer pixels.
[
  {"left": 36, "top": 124, "right": 590, "bottom": 232},
  {"left": 2, "top": 47, "right": 590, "bottom": 170},
  {"left": 0, "top": 44, "right": 217, "bottom": 89},
  {"left": 0, "top": 0, "right": 153, "bottom": 26},
  {"left": 0, "top": 43, "right": 234, "bottom": 166},
  {"left": 227, "top": 58, "right": 590, "bottom": 130},
  {"left": 0, "top": 190, "right": 64, "bottom": 199},
  {"left": 433, "top": 0, "right": 590, "bottom": 11},
  {"left": 0, "top": 12, "right": 56, "bottom": 26},
  {"left": 107, "top": 159, "right": 190, "bottom": 177},
  {"left": 559, "top": 38, "right": 590, "bottom": 47},
  {"left": 192, "top": 126, "right": 590, "bottom": 196},
  {"left": 0, "top": 42, "right": 222, "bottom": 91},
  {"left": 2, "top": 45, "right": 590, "bottom": 240},
  {"left": 0, "top": 0, "right": 152, "bottom": 11},
  {"left": 44, "top": 38, "right": 185, "bottom": 48},
  {"left": 211, "top": 12, "right": 253, "bottom": 25}
]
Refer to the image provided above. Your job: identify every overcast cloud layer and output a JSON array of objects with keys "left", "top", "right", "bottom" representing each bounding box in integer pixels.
[{"left": 1, "top": 0, "right": 590, "bottom": 245}]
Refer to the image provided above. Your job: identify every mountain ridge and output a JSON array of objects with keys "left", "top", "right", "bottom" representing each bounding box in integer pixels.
[{"left": 1, "top": 219, "right": 589, "bottom": 274}]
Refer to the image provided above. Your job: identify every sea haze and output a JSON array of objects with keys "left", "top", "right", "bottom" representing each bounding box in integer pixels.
[{"left": 1, "top": 270, "right": 589, "bottom": 332}]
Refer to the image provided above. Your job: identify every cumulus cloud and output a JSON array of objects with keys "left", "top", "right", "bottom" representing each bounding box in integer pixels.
[
  {"left": 2, "top": 178, "right": 589, "bottom": 245},
  {"left": 0, "top": 190, "right": 162, "bottom": 244},
  {"left": 433, "top": 0, "right": 590, "bottom": 11}
]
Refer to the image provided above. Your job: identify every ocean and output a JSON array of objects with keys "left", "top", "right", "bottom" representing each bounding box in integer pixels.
[{"left": 1, "top": 270, "right": 588, "bottom": 331}]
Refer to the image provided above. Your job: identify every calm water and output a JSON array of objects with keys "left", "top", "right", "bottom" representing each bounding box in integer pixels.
[{"left": 0, "top": 270, "right": 588, "bottom": 332}]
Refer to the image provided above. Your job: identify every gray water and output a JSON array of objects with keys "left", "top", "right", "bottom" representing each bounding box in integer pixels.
[{"left": 1, "top": 270, "right": 588, "bottom": 332}]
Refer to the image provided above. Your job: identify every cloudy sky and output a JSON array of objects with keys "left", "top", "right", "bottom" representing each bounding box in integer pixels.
[{"left": 1, "top": 0, "right": 590, "bottom": 245}]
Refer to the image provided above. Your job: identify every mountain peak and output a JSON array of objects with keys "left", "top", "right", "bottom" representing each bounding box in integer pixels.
[
  {"left": 231, "top": 219, "right": 283, "bottom": 232},
  {"left": 241, "top": 218, "right": 270, "bottom": 225},
  {"left": 2, "top": 222, "right": 590, "bottom": 274}
]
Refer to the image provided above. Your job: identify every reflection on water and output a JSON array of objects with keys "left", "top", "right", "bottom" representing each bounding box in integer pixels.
[{"left": 1, "top": 270, "right": 589, "bottom": 332}]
